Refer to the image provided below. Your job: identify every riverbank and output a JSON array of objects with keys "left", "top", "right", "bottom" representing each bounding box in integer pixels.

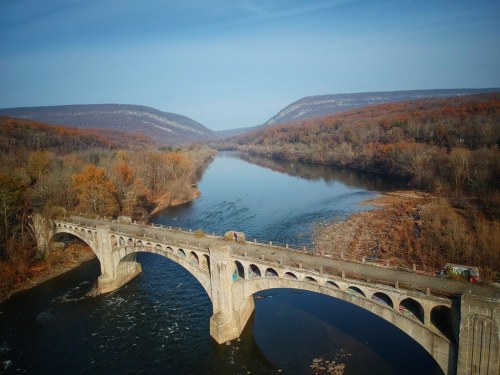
[
  {"left": 314, "top": 190, "right": 437, "bottom": 270},
  {"left": 0, "top": 244, "right": 96, "bottom": 304},
  {"left": 314, "top": 190, "right": 499, "bottom": 282},
  {"left": 150, "top": 186, "right": 201, "bottom": 216}
]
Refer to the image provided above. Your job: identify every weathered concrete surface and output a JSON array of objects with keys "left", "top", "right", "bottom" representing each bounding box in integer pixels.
[
  {"left": 208, "top": 245, "right": 255, "bottom": 343},
  {"left": 457, "top": 294, "right": 499, "bottom": 375},
  {"left": 33, "top": 215, "right": 500, "bottom": 375}
]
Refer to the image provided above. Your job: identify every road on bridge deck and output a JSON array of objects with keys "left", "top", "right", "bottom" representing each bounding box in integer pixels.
[{"left": 69, "top": 216, "right": 500, "bottom": 300}]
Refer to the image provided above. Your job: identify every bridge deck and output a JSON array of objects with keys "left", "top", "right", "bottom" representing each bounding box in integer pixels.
[{"left": 66, "top": 216, "right": 500, "bottom": 300}]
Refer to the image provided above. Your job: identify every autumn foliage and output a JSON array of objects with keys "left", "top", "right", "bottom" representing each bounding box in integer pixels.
[
  {"left": 0, "top": 116, "right": 215, "bottom": 289},
  {"left": 72, "top": 164, "right": 119, "bottom": 217}
]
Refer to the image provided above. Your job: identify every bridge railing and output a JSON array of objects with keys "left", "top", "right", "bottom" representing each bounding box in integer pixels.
[{"left": 54, "top": 217, "right": 442, "bottom": 278}]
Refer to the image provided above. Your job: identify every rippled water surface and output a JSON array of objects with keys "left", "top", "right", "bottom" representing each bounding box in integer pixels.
[{"left": 0, "top": 152, "right": 441, "bottom": 374}]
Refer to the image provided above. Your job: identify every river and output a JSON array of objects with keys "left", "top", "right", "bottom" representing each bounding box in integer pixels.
[{"left": 0, "top": 152, "right": 441, "bottom": 374}]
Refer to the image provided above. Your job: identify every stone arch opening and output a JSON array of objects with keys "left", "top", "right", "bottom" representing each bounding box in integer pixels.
[
  {"left": 399, "top": 298, "right": 424, "bottom": 323},
  {"left": 145, "top": 242, "right": 152, "bottom": 249},
  {"left": 189, "top": 251, "right": 199, "bottom": 266},
  {"left": 110, "top": 235, "right": 118, "bottom": 250},
  {"left": 166, "top": 246, "right": 174, "bottom": 252},
  {"left": 347, "top": 286, "right": 365, "bottom": 297},
  {"left": 431, "top": 305, "right": 456, "bottom": 342},
  {"left": 233, "top": 261, "right": 245, "bottom": 281},
  {"left": 371, "top": 292, "right": 393, "bottom": 308},
  {"left": 248, "top": 264, "right": 261, "bottom": 279},
  {"left": 119, "top": 237, "right": 125, "bottom": 247},
  {"left": 202, "top": 254, "right": 210, "bottom": 274},
  {"left": 265, "top": 268, "right": 279, "bottom": 278},
  {"left": 284, "top": 271, "right": 298, "bottom": 280},
  {"left": 155, "top": 244, "right": 163, "bottom": 252},
  {"left": 326, "top": 280, "right": 340, "bottom": 288},
  {"left": 87, "top": 230, "right": 92, "bottom": 236},
  {"left": 304, "top": 276, "right": 317, "bottom": 283},
  {"left": 178, "top": 249, "right": 186, "bottom": 258},
  {"left": 136, "top": 240, "right": 143, "bottom": 248},
  {"left": 127, "top": 238, "right": 134, "bottom": 247}
]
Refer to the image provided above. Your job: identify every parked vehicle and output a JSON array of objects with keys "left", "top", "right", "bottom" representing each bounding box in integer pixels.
[{"left": 440, "top": 263, "right": 479, "bottom": 283}]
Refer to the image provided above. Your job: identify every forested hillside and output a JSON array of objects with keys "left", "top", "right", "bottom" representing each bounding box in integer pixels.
[
  {"left": 0, "top": 104, "right": 218, "bottom": 144},
  {"left": 234, "top": 94, "right": 500, "bottom": 199},
  {"left": 0, "top": 117, "right": 215, "bottom": 291},
  {"left": 263, "top": 88, "right": 499, "bottom": 126}
]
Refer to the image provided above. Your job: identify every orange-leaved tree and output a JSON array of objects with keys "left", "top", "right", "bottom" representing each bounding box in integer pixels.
[{"left": 72, "top": 164, "right": 119, "bottom": 217}]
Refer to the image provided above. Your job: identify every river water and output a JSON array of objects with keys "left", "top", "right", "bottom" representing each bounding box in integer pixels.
[{"left": 0, "top": 152, "right": 441, "bottom": 374}]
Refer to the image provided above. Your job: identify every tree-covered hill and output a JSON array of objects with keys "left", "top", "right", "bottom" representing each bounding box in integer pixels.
[
  {"left": 0, "top": 104, "right": 217, "bottom": 144},
  {"left": 233, "top": 93, "right": 500, "bottom": 196}
]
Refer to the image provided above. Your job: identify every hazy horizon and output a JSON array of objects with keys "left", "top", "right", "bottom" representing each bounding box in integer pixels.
[{"left": 1, "top": 0, "right": 500, "bottom": 130}]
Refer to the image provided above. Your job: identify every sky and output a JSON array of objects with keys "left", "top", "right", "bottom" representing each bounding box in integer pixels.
[{"left": 1, "top": 0, "right": 499, "bottom": 130}]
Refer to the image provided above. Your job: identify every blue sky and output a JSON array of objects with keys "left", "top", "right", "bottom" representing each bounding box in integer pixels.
[{"left": 1, "top": 0, "right": 499, "bottom": 130}]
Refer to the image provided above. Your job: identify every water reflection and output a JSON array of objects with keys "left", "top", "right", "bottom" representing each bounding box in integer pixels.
[{"left": 234, "top": 151, "right": 406, "bottom": 191}]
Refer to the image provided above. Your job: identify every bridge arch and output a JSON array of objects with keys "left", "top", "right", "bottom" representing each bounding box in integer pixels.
[
  {"left": 347, "top": 286, "right": 365, "bottom": 298},
  {"left": 265, "top": 267, "right": 279, "bottom": 278},
  {"left": 115, "top": 248, "right": 212, "bottom": 300},
  {"left": 201, "top": 255, "right": 210, "bottom": 274},
  {"left": 304, "top": 276, "right": 317, "bottom": 283},
  {"left": 400, "top": 298, "right": 424, "bottom": 323},
  {"left": 371, "top": 292, "right": 393, "bottom": 308},
  {"left": 232, "top": 278, "right": 451, "bottom": 374},
  {"left": 50, "top": 226, "right": 100, "bottom": 260},
  {"left": 189, "top": 251, "right": 199, "bottom": 266},
  {"left": 234, "top": 261, "right": 245, "bottom": 280},
  {"left": 248, "top": 264, "right": 261, "bottom": 278},
  {"left": 431, "top": 305, "right": 456, "bottom": 342},
  {"left": 326, "top": 280, "right": 340, "bottom": 289}
]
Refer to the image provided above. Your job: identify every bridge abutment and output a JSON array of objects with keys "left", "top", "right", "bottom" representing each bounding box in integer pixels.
[
  {"left": 209, "top": 245, "right": 254, "bottom": 343},
  {"left": 457, "top": 293, "right": 499, "bottom": 375}
]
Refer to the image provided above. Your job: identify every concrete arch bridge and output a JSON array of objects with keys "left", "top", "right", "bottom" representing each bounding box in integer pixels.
[{"left": 31, "top": 215, "right": 499, "bottom": 375}]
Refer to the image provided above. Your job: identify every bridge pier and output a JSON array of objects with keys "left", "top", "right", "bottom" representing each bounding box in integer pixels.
[
  {"left": 209, "top": 245, "right": 254, "bottom": 343},
  {"left": 94, "top": 224, "right": 142, "bottom": 294}
]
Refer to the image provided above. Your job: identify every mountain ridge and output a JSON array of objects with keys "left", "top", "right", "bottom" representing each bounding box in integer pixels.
[
  {"left": 0, "top": 104, "right": 217, "bottom": 144},
  {"left": 263, "top": 88, "right": 500, "bottom": 127}
]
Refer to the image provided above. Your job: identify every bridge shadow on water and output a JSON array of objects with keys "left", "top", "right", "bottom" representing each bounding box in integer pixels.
[{"left": 250, "top": 288, "right": 444, "bottom": 375}]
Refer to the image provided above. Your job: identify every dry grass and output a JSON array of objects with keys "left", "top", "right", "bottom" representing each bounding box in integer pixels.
[{"left": 314, "top": 191, "right": 500, "bottom": 282}]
